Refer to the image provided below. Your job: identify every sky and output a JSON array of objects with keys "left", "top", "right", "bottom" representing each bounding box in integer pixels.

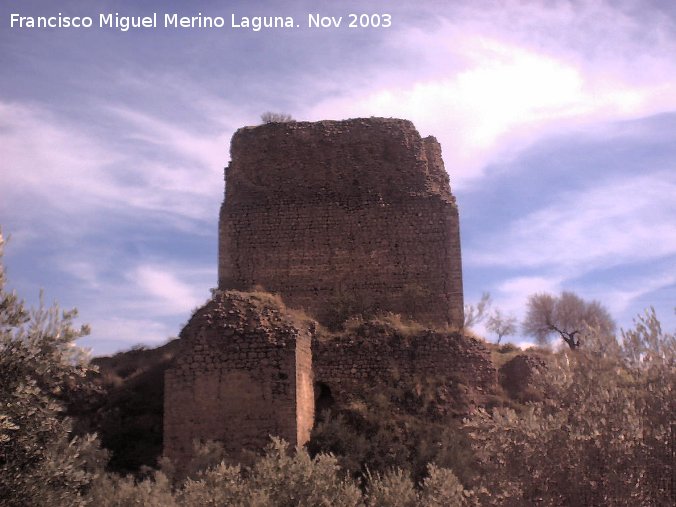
[{"left": 1, "top": 0, "right": 674, "bottom": 355}]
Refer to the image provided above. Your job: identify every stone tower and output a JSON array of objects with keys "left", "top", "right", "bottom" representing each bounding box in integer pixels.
[
  {"left": 164, "top": 118, "right": 472, "bottom": 465},
  {"left": 218, "top": 118, "right": 464, "bottom": 327}
]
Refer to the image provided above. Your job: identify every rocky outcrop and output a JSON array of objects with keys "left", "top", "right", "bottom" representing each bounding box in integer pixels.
[{"left": 499, "top": 354, "right": 547, "bottom": 398}]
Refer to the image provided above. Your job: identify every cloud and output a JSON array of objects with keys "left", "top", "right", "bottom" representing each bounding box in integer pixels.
[
  {"left": 81, "top": 316, "right": 175, "bottom": 351},
  {"left": 131, "top": 264, "right": 207, "bottom": 315},
  {"left": 468, "top": 172, "right": 676, "bottom": 273},
  {"left": 0, "top": 85, "right": 232, "bottom": 356},
  {"left": 0, "top": 101, "right": 122, "bottom": 213},
  {"left": 601, "top": 271, "right": 676, "bottom": 316},
  {"left": 105, "top": 105, "right": 229, "bottom": 171},
  {"left": 305, "top": 2, "right": 676, "bottom": 186},
  {"left": 58, "top": 260, "right": 102, "bottom": 290},
  {"left": 63, "top": 259, "right": 214, "bottom": 355},
  {"left": 0, "top": 99, "right": 233, "bottom": 222},
  {"left": 494, "top": 276, "right": 563, "bottom": 312}
]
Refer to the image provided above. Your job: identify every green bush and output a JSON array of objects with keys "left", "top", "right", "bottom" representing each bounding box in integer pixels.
[
  {"left": 3, "top": 229, "right": 673, "bottom": 506},
  {"left": 309, "top": 374, "right": 479, "bottom": 487},
  {"left": 260, "top": 112, "right": 295, "bottom": 124},
  {"left": 0, "top": 234, "right": 106, "bottom": 506},
  {"left": 87, "top": 439, "right": 474, "bottom": 507},
  {"left": 465, "top": 309, "right": 674, "bottom": 506}
]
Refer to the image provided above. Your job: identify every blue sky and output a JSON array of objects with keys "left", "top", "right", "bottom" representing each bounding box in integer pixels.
[{"left": 1, "top": 0, "right": 674, "bottom": 355}]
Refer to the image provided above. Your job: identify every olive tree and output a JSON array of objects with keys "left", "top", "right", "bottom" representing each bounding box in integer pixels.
[
  {"left": 0, "top": 233, "right": 105, "bottom": 506},
  {"left": 463, "top": 292, "right": 492, "bottom": 329},
  {"left": 90, "top": 438, "right": 474, "bottom": 506},
  {"left": 466, "top": 309, "right": 674, "bottom": 505},
  {"left": 486, "top": 309, "right": 517, "bottom": 345},
  {"left": 522, "top": 291, "right": 615, "bottom": 349}
]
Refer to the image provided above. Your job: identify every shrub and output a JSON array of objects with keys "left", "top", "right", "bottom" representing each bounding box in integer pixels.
[
  {"left": 0, "top": 234, "right": 106, "bottom": 506},
  {"left": 366, "top": 465, "right": 472, "bottom": 507},
  {"left": 366, "top": 469, "right": 418, "bottom": 506},
  {"left": 309, "top": 374, "right": 479, "bottom": 487},
  {"left": 120, "top": 439, "right": 363, "bottom": 507},
  {"left": 465, "top": 309, "right": 674, "bottom": 505},
  {"left": 87, "top": 471, "right": 176, "bottom": 507},
  {"left": 260, "top": 112, "right": 295, "bottom": 124}
]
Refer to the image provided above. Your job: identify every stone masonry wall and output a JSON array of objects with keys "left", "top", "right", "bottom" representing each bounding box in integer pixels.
[
  {"left": 163, "top": 292, "right": 314, "bottom": 465},
  {"left": 218, "top": 118, "right": 464, "bottom": 327},
  {"left": 314, "top": 321, "right": 497, "bottom": 405}
]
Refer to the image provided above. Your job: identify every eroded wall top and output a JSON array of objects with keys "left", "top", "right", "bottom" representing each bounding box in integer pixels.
[{"left": 225, "top": 118, "right": 454, "bottom": 205}]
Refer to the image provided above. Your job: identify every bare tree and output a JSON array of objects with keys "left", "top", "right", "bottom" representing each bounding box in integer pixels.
[
  {"left": 260, "top": 112, "right": 295, "bottom": 124},
  {"left": 463, "top": 292, "right": 492, "bottom": 328},
  {"left": 522, "top": 291, "right": 616, "bottom": 350},
  {"left": 486, "top": 309, "right": 517, "bottom": 344}
]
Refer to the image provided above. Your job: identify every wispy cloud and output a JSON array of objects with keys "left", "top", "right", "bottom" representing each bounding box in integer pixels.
[
  {"left": 494, "top": 276, "right": 564, "bottom": 313},
  {"left": 468, "top": 172, "right": 676, "bottom": 273},
  {"left": 0, "top": 100, "right": 233, "bottom": 227},
  {"left": 131, "top": 264, "right": 208, "bottom": 315},
  {"left": 105, "top": 105, "right": 229, "bottom": 172},
  {"left": 0, "top": 101, "right": 123, "bottom": 214},
  {"left": 58, "top": 260, "right": 103, "bottom": 291},
  {"left": 601, "top": 271, "right": 676, "bottom": 316},
  {"left": 62, "top": 259, "right": 214, "bottom": 354},
  {"left": 306, "top": 2, "right": 676, "bottom": 186},
  {"left": 83, "top": 316, "right": 176, "bottom": 350}
]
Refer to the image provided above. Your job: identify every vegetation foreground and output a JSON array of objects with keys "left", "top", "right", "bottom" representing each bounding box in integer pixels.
[{"left": 1, "top": 234, "right": 673, "bottom": 506}]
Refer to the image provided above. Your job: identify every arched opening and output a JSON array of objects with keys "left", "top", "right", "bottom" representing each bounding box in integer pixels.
[{"left": 314, "top": 382, "right": 335, "bottom": 422}]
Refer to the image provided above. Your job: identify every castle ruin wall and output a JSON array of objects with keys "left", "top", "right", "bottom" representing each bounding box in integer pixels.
[
  {"left": 163, "top": 292, "right": 314, "bottom": 465},
  {"left": 313, "top": 325, "right": 497, "bottom": 405},
  {"left": 165, "top": 118, "right": 475, "bottom": 464}
]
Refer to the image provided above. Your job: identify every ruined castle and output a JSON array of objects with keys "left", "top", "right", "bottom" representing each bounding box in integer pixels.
[{"left": 164, "top": 118, "right": 495, "bottom": 464}]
